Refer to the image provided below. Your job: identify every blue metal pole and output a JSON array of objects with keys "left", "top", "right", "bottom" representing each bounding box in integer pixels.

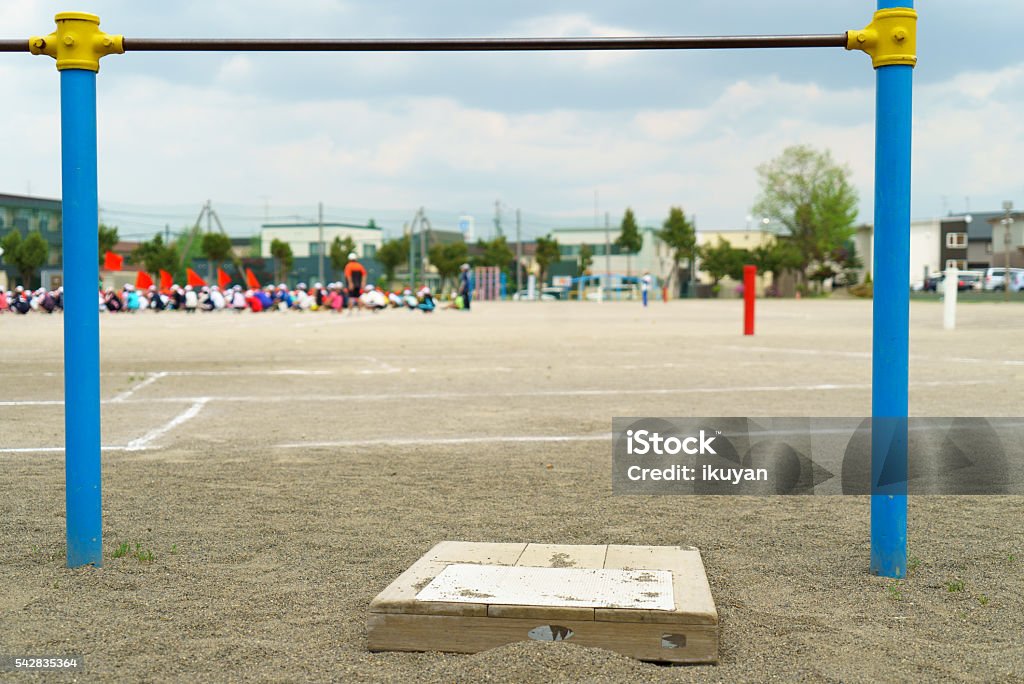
[
  {"left": 871, "top": 0, "right": 913, "bottom": 578},
  {"left": 61, "top": 67, "right": 102, "bottom": 568}
]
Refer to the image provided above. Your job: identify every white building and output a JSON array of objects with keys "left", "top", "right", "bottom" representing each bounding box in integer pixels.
[
  {"left": 260, "top": 222, "right": 382, "bottom": 260},
  {"left": 549, "top": 225, "right": 665, "bottom": 277}
]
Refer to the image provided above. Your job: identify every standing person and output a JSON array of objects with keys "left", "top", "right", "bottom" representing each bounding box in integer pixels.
[
  {"left": 344, "top": 252, "right": 367, "bottom": 314},
  {"left": 641, "top": 271, "right": 653, "bottom": 308},
  {"left": 458, "top": 263, "right": 472, "bottom": 311}
]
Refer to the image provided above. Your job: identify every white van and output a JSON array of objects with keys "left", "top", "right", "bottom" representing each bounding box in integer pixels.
[{"left": 983, "top": 267, "right": 1024, "bottom": 292}]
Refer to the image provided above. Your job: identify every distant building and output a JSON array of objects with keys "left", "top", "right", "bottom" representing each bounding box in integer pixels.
[
  {"left": 549, "top": 225, "right": 663, "bottom": 279},
  {"left": 0, "top": 193, "right": 63, "bottom": 288},
  {"left": 259, "top": 221, "right": 384, "bottom": 285},
  {"left": 696, "top": 228, "right": 775, "bottom": 296},
  {"left": 987, "top": 211, "right": 1024, "bottom": 269},
  {"left": 260, "top": 221, "right": 382, "bottom": 261}
]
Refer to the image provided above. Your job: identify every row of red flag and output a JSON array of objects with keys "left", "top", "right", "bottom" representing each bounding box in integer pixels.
[{"left": 105, "top": 251, "right": 261, "bottom": 291}]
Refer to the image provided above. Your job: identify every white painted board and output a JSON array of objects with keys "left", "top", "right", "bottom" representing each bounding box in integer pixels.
[{"left": 415, "top": 563, "right": 674, "bottom": 611}]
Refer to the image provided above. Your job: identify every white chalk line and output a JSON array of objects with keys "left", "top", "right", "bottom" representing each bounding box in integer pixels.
[
  {"left": 124, "top": 398, "right": 208, "bottom": 451},
  {"left": 0, "top": 378, "right": 1000, "bottom": 409},
  {"left": 276, "top": 433, "right": 611, "bottom": 449},
  {"left": 0, "top": 445, "right": 147, "bottom": 455},
  {"left": 111, "top": 371, "right": 168, "bottom": 403},
  {"left": 730, "top": 345, "right": 1024, "bottom": 367}
]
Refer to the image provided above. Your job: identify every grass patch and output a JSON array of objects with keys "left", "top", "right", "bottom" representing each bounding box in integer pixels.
[{"left": 946, "top": 579, "right": 965, "bottom": 593}]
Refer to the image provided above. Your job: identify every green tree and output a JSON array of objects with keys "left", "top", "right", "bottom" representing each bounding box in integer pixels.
[
  {"left": 752, "top": 144, "right": 859, "bottom": 284},
  {"left": 376, "top": 235, "right": 409, "bottom": 288},
  {"left": 578, "top": 243, "right": 593, "bottom": 276},
  {"left": 132, "top": 233, "right": 179, "bottom": 279},
  {"left": 98, "top": 223, "right": 119, "bottom": 266},
  {"left": 428, "top": 241, "right": 468, "bottom": 292},
  {"left": 698, "top": 238, "right": 750, "bottom": 287},
  {"left": 476, "top": 235, "right": 515, "bottom": 276},
  {"left": 270, "top": 239, "right": 294, "bottom": 284},
  {"left": 534, "top": 235, "right": 561, "bottom": 286},
  {"left": 329, "top": 235, "right": 357, "bottom": 276},
  {"left": 201, "top": 232, "right": 233, "bottom": 265},
  {"left": 1, "top": 230, "right": 49, "bottom": 288},
  {"left": 616, "top": 208, "right": 643, "bottom": 276},
  {"left": 831, "top": 240, "right": 864, "bottom": 287},
  {"left": 657, "top": 206, "right": 696, "bottom": 293}
]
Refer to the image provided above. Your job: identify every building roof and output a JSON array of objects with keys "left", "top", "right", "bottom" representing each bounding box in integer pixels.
[
  {"left": 261, "top": 221, "right": 380, "bottom": 231},
  {"left": 550, "top": 225, "right": 656, "bottom": 233},
  {"left": 0, "top": 192, "right": 61, "bottom": 210}
]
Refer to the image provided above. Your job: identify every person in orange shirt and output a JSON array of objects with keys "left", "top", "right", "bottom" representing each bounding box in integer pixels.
[{"left": 344, "top": 252, "right": 367, "bottom": 314}]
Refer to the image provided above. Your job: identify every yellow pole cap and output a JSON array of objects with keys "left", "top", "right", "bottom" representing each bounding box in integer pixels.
[{"left": 29, "top": 12, "right": 124, "bottom": 72}]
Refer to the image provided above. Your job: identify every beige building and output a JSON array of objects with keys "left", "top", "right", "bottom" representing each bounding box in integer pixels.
[
  {"left": 260, "top": 222, "right": 382, "bottom": 261},
  {"left": 695, "top": 228, "right": 775, "bottom": 295}
]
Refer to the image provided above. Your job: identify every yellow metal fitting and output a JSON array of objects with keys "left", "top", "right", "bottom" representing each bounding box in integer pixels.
[
  {"left": 28, "top": 12, "right": 123, "bottom": 72},
  {"left": 846, "top": 8, "right": 917, "bottom": 69}
]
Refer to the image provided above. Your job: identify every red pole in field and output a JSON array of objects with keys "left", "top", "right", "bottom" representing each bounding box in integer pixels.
[{"left": 743, "top": 264, "right": 756, "bottom": 335}]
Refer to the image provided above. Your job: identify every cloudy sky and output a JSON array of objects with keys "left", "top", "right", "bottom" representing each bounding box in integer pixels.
[{"left": 1, "top": 1, "right": 1022, "bottom": 239}]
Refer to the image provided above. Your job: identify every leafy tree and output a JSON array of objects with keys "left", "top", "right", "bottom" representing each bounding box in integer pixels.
[
  {"left": 98, "top": 223, "right": 119, "bottom": 266},
  {"left": 578, "top": 243, "right": 593, "bottom": 276},
  {"left": 329, "top": 235, "right": 356, "bottom": 276},
  {"left": 831, "top": 241, "right": 864, "bottom": 287},
  {"left": 534, "top": 235, "right": 561, "bottom": 286},
  {"left": 698, "top": 238, "right": 750, "bottom": 286},
  {"left": 1, "top": 230, "right": 49, "bottom": 288},
  {"left": 475, "top": 236, "right": 515, "bottom": 278},
  {"left": 616, "top": 208, "right": 643, "bottom": 276},
  {"left": 270, "top": 238, "right": 294, "bottom": 283},
  {"left": 428, "top": 241, "right": 468, "bottom": 292},
  {"left": 752, "top": 144, "right": 859, "bottom": 283},
  {"left": 376, "top": 235, "right": 409, "bottom": 288},
  {"left": 657, "top": 207, "right": 696, "bottom": 292},
  {"left": 132, "top": 233, "right": 179, "bottom": 278},
  {"left": 201, "top": 232, "right": 233, "bottom": 264}
]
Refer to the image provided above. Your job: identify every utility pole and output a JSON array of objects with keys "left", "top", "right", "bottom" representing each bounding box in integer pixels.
[
  {"left": 493, "top": 200, "right": 503, "bottom": 237},
  {"left": 690, "top": 214, "right": 698, "bottom": 298},
  {"left": 206, "top": 199, "right": 213, "bottom": 282},
  {"left": 419, "top": 207, "right": 427, "bottom": 285},
  {"left": 317, "top": 201, "right": 325, "bottom": 286},
  {"left": 604, "top": 211, "right": 611, "bottom": 302},
  {"left": 1003, "top": 201, "right": 1014, "bottom": 303},
  {"left": 406, "top": 221, "right": 414, "bottom": 289},
  {"left": 516, "top": 208, "right": 523, "bottom": 295}
]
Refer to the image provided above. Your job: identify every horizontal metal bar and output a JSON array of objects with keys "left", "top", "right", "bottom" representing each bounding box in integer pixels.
[
  {"left": 121, "top": 34, "right": 848, "bottom": 52},
  {"left": 0, "top": 40, "right": 27, "bottom": 52}
]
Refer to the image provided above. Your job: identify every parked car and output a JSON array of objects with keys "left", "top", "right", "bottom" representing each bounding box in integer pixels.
[
  {"left": 512, "top": 289, "right": 557, "bottom": 301},
  {"left": 920, "top": 273, "right": 944, "bottom": 291},
  {"left": 920, "top": 271, "right": 981, "bottom": 292},
  {"left": 955, "top": 272, "right": 983, "bottom": 291},
  {"left": 983, "top": 267, "right": 1024, "bottom": 292}
]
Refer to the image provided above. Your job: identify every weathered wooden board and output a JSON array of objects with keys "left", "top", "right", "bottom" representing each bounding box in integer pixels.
[{"left": 367, "top": 541, "right": 718, "bottom": 664}]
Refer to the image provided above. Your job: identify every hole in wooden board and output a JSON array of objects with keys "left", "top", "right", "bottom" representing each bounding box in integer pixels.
[
  {"left": 661, "top": 634, "right": 686, "bottom": 649},
  {"left": 527, "top": 625, "right": 575, "bottom": 642}
]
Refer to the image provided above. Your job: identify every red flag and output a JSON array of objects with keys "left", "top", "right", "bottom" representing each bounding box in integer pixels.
[
  {"left": 245, "top": 268, "right": 260, "bottom": 289},
  {"left": 186, "top": 268, "right": 206, "bottom": 287},
  {"left": 135, "top": 270, "right": 153, "bottom": 290},
  {"left": 217, "top": 267, "right": 232, "bottom": 290},
  {"left": 104, "top": 251, "right": 123, "bottom": 271},
  {"left": 159, "top": 269, "right": 173, "bottom": 291}
]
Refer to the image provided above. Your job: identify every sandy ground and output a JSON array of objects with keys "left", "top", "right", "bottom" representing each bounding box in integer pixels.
[{"left": 1, "top": 299, "right": 1022, "bottom": 683}]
